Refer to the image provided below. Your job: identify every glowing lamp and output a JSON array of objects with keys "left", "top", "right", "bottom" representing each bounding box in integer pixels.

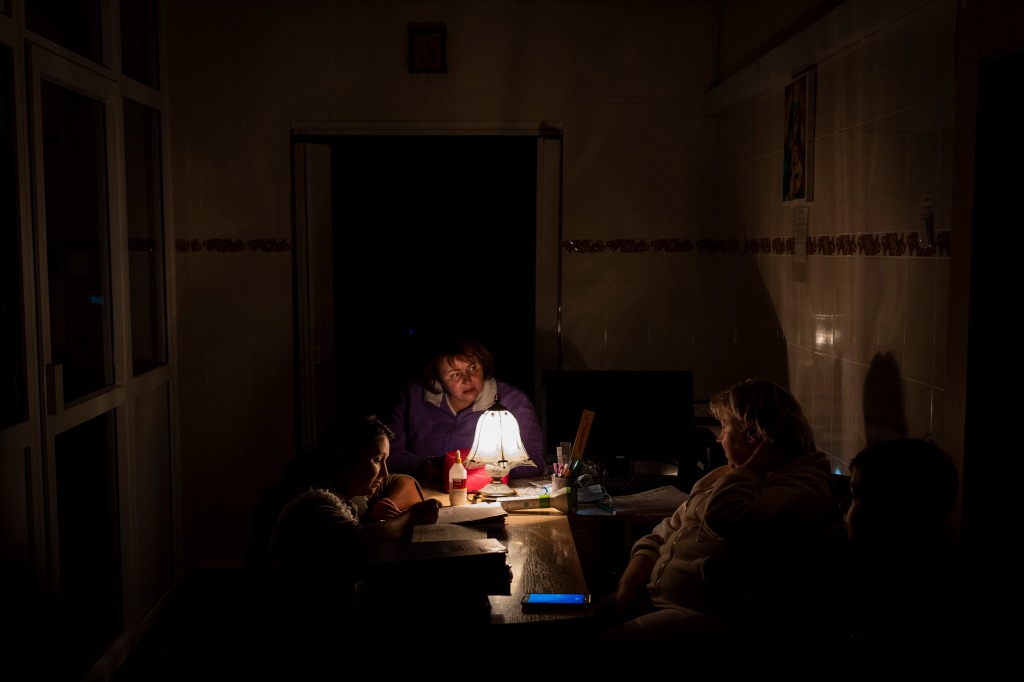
[{"left": 464, "top": 395, "right": 531, "bottom": 498}]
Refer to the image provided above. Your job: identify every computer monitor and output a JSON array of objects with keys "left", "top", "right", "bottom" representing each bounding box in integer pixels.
[{"left": 540, "top": 370, "right": 695, "bottom": 475}]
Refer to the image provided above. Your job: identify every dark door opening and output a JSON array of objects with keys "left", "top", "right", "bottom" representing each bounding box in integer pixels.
[{"left": 331, "top": 135, "right": 539, "bottom": 420}]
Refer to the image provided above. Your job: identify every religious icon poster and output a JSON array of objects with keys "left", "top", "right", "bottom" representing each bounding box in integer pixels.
[{"left": 783, "top": 68, "right": 816, "bottom": 203}]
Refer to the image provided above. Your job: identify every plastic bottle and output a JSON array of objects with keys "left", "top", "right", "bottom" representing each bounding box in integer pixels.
[{"left": 448, "top": 450, "right": 469, "bottom": 506}]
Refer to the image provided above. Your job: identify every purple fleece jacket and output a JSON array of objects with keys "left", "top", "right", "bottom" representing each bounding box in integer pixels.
[{"left": 387, "top": 377, "right": 546, "bottom": 479}]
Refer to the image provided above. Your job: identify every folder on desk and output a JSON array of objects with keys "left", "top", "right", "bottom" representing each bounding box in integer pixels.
[{"left": 365, "top": 538, "right": 512, "bottom": 596}]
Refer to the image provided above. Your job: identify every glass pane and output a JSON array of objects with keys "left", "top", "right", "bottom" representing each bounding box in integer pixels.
[
  {"left": 121, "top": 0, "right": 160, "bottom": 89},
  {"left": 1, "top": 45, "right": 27, "bottom": 429},
  {"left": 42, "top": 81, "right": 114, "bottom": 403},
  {"left": 25, "top": 0, "right": 103, "bottom": 65},
  {"left": 124, "top": 99, "right": 167, "bottom": 374},
  {"left": 53, "top": 412, "right": 122, "bottom": 679}
]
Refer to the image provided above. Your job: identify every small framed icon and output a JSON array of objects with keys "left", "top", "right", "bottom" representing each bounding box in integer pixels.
[{"left": 408, "top": 22, "right": 447, "bottom": 74}]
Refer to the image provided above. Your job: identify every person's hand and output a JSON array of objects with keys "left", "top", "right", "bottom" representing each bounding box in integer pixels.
[
  {"left": 422, "top": 457, "right": 444, "bottom": 486},
  {"left": 408, "top": 498, "right": 442, "bottom": 526},
  {"left": 612, "top": 581, "right": 644, "bottom": 617},
  {"left": 742, "top": 437, "right": 791, "bottom": 476},
  {"left": 611, "top": 555, "right": 653, "bottom": 617},
  {"left": 369, "top": 497, "right": 403, "bottom": 521}
]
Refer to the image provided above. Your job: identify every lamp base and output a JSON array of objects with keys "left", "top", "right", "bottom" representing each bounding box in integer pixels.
[{"left": 479, "top": 479, "right": 516, "bottom": 498}]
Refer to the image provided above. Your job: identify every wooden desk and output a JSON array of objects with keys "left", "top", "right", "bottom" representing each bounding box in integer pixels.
[
  {"left": 417, "top": 488, "right": 592, "bottom": 626},
  {"left": 568, "top": 507, "right": 677, "bottom": 598}
]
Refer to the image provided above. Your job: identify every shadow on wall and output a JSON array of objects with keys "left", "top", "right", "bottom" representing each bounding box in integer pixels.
[
  {"left": 862, "top": 352, "right": 909, "bottom": 446},
  {"left": 553, "top": 331, "right": 585, "bottom": 372},
  {"left": 702, "top": 252, "right": 791, "bottom": 396}
]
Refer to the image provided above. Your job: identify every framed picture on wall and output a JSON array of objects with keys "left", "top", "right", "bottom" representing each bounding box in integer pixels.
[
  {"left": 408, "top": 22, "right": 447, "bottom": 73},
  {"left": 783, "top": 68, "right": 816, "bottom": 203}
]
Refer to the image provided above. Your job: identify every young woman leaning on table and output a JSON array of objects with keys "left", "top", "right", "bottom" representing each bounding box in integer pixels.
[{"left": 242, "top": 413, "right": 441, "bottom": 648}]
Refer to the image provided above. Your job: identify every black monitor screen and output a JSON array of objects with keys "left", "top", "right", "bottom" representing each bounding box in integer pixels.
[{"left": 540, "top": 370, "right": 694, "bottom": 470}]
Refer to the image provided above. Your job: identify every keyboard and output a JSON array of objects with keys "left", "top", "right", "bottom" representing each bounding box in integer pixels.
[{"left": 588, "top": 472, "right": 680, "bottom": 497}]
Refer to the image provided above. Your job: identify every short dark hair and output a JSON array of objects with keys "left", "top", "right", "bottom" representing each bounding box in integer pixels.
[
  {"left": 317, "top": 413, "right": 394, "bottom": 464},
  {"left": 420, "top": 335, "right": 495, "bottom": 394}
]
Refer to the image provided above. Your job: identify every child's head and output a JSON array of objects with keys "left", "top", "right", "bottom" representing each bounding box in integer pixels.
[
  {"left": 315, "top": 414, "right": 395, "bottom": 489},
  {"left": 844, "top": 438, "right": 958, "bottom": 547}
]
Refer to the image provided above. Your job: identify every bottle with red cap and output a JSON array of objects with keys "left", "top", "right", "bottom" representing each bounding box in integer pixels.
[{"left": 448, "top": 450, "right": 468, "bottom": 506}]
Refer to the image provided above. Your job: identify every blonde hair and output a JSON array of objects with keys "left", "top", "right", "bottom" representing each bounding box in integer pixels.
[{"left": 709, "top": 378, "right": 815, "bottom": 454}]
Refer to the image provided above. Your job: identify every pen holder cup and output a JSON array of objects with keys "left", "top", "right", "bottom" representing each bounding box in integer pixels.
[{"left": 551, "top": 475, "right": 578, "bottom": 513}]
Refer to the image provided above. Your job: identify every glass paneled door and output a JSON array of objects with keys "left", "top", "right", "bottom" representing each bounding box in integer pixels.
[
  {"left": 26, "top": 43, "right": 175, "bottom": 678},
  {"left": 4, "top": 4, "right": 174, "bottom": 678},
  {"left": 29, "top": 46, "right": 127, "bottom": 678}
]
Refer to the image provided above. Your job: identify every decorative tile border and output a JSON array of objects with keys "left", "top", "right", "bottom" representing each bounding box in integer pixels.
[
  {"left": 174, "top": 238, "right": 291, "bottom": 253},
  {"left": 561, "top": 238, "right": 693, "bottom": 253},
  {"left": 562, "top": 230, "right": 950, "bottom": 257},
  {"left": 169, "top": 230, "right": 950, "bottom": 258}
]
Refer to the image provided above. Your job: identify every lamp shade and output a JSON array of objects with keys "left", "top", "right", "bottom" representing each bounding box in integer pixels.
[{"left": 465, "top": 396, "right": 531, "bottom": 497}]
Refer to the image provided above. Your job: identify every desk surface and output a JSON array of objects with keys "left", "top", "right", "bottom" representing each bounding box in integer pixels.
[{"left": 419, "top": 486, "right": 592, "bottom": 625}]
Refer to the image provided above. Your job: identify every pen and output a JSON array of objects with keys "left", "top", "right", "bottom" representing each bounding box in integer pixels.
[{"left": 595, "top": 501, "right": 616, "bottom": 514}]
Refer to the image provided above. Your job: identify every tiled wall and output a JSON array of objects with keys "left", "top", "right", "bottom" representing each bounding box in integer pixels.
[
  {"left": 557, "top": 0, "right": 957, "bottom": 473},
  {"left": 714, "top": 0, "right": 956, "bottom": 472}
]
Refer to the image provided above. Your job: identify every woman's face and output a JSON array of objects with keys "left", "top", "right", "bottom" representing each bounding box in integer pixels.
[
  {"left": 345, "top": 435, "right": 390, "bottom": 497},
  {"left": 717, "top": 417, "right": 757, "bottom": 468},
  {"left": 439, "top": 355, "right": 484, "bottom": 410}
]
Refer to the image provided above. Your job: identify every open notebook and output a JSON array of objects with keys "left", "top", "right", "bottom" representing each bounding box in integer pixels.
[{"left": 436, "top": 501, "right": 507, "bottom": 525}]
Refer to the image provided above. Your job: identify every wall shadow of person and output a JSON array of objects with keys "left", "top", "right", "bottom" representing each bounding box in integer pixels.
[{"left": 862, "top": 352, "right": 908, "bottom": 446}]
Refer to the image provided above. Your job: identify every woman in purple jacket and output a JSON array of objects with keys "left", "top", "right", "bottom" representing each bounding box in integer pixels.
[{"left": 387, "top": 336, "right": 545, "bottom": 487}]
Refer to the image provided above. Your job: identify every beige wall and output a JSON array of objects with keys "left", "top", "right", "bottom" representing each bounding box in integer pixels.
[{"left": 166, "top": 0, "right": 963, "bottom": 567}]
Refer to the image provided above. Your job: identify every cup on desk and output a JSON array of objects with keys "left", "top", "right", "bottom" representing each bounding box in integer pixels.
[{"left": 550, "top": 475, "right": 578, "bottom": 513}]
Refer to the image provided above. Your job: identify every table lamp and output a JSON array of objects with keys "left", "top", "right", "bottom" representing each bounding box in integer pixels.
[{"left": 465, "top": 394, "right": 532, "bottom": 498}]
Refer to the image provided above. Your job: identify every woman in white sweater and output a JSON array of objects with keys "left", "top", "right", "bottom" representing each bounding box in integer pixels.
[{"left": 593, "top": 378, "right": 844, "bottom": 651}]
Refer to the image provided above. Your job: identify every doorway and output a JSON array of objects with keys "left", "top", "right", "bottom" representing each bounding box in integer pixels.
[
  {"left": 332, "top": 135, "right": 538, "bottom": 419},
  {"left": 293, "top": 124, "right": 563, "bottom": 452}
]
